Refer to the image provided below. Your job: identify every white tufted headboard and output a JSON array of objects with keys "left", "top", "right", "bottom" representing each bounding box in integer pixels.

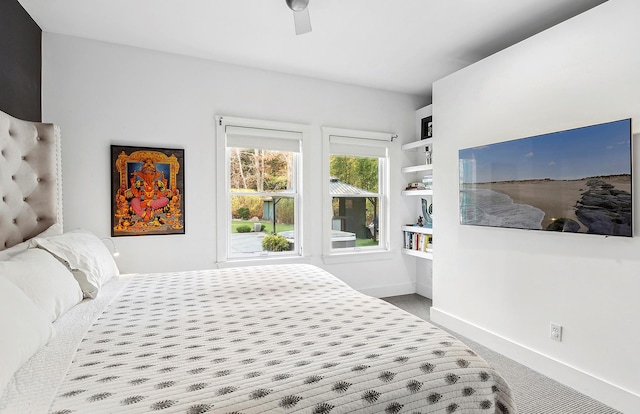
[{"left": 0, "top": 109, "right": 62, "bottom": 251}]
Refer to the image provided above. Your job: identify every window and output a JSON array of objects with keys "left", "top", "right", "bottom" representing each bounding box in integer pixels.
[
  {"left": 322, "top": 127, "right": 391, "bottom": 256},
  {"left": 216, "top": 117, "right": 303, "bottom": 261}
]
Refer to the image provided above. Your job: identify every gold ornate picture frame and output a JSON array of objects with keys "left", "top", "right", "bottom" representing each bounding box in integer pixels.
[{"left": 111, "top": 145, "right": 185, "bottom": 236}]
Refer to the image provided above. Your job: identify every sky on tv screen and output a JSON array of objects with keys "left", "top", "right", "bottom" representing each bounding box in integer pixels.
[{"left": 459, "top": 119, "right": 631, "bottom": 183}]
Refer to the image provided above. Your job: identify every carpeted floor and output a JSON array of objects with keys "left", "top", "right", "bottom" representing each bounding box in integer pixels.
[{"left": 382, "top": 294, "right": 623, "bottom": 414}]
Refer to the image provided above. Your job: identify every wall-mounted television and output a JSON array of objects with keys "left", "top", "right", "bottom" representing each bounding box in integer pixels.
[{"left": 459, "top": 119, "right": 632, "bottom": 237}]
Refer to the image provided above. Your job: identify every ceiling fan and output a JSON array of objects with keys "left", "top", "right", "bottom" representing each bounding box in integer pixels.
[{"left": 285, "top": 0, "right": 312, "bottom": 35}]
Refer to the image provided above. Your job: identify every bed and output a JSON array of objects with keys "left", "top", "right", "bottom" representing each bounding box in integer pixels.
[{"left": 0, "top": 109, "right": 517, "bottom": 413}]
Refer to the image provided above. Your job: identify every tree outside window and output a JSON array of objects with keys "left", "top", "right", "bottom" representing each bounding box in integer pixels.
[{"left": 229, "top": 148, "right": 298, "bottom": 256}]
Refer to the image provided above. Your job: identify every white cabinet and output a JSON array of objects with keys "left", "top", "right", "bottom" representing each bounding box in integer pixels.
[{"left": 401, "top": 105, "right": 433, "bottom": 260}]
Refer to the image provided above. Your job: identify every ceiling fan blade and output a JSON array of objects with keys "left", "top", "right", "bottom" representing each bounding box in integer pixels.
[{"left": 292, "top": 8, "right": 312, "bottom": 35}]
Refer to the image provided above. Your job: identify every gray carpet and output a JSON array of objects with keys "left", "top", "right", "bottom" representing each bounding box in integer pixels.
[{"left": 382, "top": 294, "right": 623, "bottom": 414}]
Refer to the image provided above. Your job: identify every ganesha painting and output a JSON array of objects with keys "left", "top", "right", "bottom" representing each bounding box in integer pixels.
[{"left": 111, "top": 145, "right": 185, "bottom": 236}]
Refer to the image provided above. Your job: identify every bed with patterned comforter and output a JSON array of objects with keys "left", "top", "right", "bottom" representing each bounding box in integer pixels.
[{"left": 47, "top": 264, "right": 516, "bottom": 414}]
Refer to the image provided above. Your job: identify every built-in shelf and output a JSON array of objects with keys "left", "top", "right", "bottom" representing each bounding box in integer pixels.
[
  {"left": 401, "top": 225, "right": 433, "bottom": 235},
  {"left": 401, "top": 104, "right": 433, "bottom": 262},
  {"left": 402, "top": 138, "right": 433, "bottom": 151},
  {"left": 401, "top": 164, "right": 433, "bottom": 174},
  {"left": 402, "top": 248, "right": 433, "bottom": 260},
  {"left": 402, "top": 189, "right": 433, "bottom": 196}
]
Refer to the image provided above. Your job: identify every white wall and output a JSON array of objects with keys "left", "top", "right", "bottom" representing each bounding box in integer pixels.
[
  {"left": 432, "top": 0, "right": 640, "bottom": 411},
  {"left": 41, "top": 33, "right": 426, "bottom": 297}
]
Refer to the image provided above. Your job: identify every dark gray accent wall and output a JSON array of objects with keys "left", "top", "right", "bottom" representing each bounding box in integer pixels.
[{"left": 0, "top": 0, "right": 42, "bottom": 121}]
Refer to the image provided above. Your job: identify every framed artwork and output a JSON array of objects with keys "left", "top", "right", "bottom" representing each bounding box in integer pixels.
[
  {"left": 111, "top": 145, "right": 185, "bottom": 236},
  {"left": 421, "top": 116, "right": 433, "bottom": 140}
]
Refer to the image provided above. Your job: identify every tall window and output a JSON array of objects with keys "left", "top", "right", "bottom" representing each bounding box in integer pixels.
[
  {"left": 322, "top": 128, "right": 391, "bottom": 256},
  {"left": 217, "top": 118, "right": 303, "bottom": 261}
]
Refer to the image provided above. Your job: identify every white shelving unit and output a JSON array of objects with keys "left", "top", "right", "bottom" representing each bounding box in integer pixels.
[
  {"left": 402, "top": 248, "right": 433, "bottom": 260},
  {"left": 401, "top": 189, "right": 433, "bottom": 196},
  {"left": 401, "top": 164, "right": 433, "bottom": 174},
  {"left": 401, "top": 137, "right": 433, "bottom": 151},
  {"left": 401, "top": 104, "right": 433, "bottom": 260},
  {"left": 401, "top": 225, "right": 433, "bottom": 235}
]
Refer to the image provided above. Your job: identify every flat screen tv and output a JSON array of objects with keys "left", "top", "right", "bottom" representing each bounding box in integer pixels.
[{"left": 459, "top": 119, "right": 632, "bottom": 237}]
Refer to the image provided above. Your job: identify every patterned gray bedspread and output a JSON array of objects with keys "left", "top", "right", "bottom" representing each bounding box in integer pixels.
[{"left": 50, "top": 264, "right": 517, "bottom": 414}]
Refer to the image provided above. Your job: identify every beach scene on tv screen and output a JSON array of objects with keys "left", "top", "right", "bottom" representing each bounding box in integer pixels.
[{"left": 459, "top": 119, "right": 632, "bottom": 237}]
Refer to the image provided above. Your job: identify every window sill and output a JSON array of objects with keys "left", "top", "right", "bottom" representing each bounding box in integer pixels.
[
  {"left": 321, "top": 249, "right": 396, "bottom": 265},
  {"left": 217, "top": 255, "right": 312, "bottom": 268}
]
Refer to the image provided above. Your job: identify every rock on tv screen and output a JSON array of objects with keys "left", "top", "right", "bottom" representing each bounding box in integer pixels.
[{"left": 459, "top": 119, "right": 632, "bottom": 237}]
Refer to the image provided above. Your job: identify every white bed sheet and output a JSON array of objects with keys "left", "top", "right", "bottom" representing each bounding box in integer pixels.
[
  {"left": 0, "top": 274, "right": 135, "bottom": 414},
  {"left": 1, "top": 264, "right": 517, "bottom": 414}
]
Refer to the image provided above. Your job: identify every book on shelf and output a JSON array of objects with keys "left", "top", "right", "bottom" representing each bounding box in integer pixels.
[{"left": 403, "top": 230, "right": 432, "bottom": 251}]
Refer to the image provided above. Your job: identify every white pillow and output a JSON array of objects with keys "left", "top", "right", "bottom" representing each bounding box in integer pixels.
[
  {"left": 0, "top": 277, "right": 54, "bottom": 394},
  {"left": 0, "top": 223, "right": 63, "bottom": 261},
  {"left": 33, "top": 229, "right": 120, "bottom": 299},
  {"left": 0, "top": 249, "right": 83, "bottom": 322}
]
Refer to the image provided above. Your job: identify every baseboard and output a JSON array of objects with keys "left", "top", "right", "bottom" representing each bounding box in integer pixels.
[
  {"left": 430, "top": 307, "right": 639, "bottom": 414},
  {"left": 358, "top": 281, "right": 416, "bottom": 298}
]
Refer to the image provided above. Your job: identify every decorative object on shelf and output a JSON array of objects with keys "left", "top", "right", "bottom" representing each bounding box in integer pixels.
[
  {"left": 111, "top": 145, "right": 185, "bottom": 237},
  {"left": 421, "top": 116, "right": 433, "bottom": 140},
  {"left": 422, "top": 175, "right": 432, "bottom": 189},
  {"left": 417, "top": 216, "right": 424, "bottom": 227},
  {"left": 425, "top": 145, "right": 432, "bottom": 165},
  {"left": 422, "top": 198, "right": 433, "bottom": 228},
  {"left": 405, "top": 182, "right": 426, "bottom": 191}
]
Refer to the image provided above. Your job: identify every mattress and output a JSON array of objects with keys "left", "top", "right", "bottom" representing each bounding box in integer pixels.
[{"left": 4, "top": 264, "right": 517, "bottom": 413}]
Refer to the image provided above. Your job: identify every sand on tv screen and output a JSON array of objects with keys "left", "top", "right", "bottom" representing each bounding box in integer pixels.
[{"left": 459, "top": 119, "right": 632, "bottom": 237}]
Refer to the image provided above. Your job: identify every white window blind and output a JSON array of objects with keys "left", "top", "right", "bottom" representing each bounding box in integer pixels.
[
  {"left": 226, "top": 126, "right": 301, "bottom": 153},
  {"left": 329, "top": 135, "right": 389, "bottom": 158}
]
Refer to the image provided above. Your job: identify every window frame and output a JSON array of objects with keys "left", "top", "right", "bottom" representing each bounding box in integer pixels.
[
  {"left": 321, "top": 127, "right": 393, "bottom": 259},
  {"left": 216, "top": 116, "right": 307, "bottom": 263}
]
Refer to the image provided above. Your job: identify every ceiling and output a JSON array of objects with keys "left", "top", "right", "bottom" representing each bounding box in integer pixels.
[{"left": 19, "top": 0, "right": 607, "bottom": 100}]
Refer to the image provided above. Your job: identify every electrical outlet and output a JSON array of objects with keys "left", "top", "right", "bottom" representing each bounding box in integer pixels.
[{"left": 550, "top": 323, "right": 563, "bottom": 342}]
